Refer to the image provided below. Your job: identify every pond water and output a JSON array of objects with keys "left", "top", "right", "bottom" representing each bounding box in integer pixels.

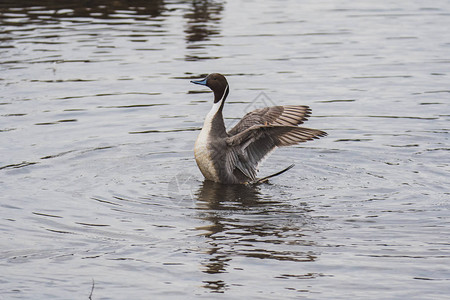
[{"left": 1, "top": 0, "right": 449, "bottom": 299}]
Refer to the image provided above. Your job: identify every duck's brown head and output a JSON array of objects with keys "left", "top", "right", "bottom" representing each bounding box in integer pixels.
[{"left": 191, "top": 73, "right": 229, "bottom": 103}]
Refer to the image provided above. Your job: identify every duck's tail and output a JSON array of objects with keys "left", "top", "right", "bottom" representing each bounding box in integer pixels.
[{"left": 254, "top": 164, "right": 295, "bottom": 184}]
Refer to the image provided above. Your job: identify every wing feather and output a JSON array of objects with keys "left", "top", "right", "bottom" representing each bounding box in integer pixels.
[
  {"left": 226, "top": 125, "right": 327, "bottom": 181},
  {"left": 227, "top": 105, "right": 311, "bottom": 136}
]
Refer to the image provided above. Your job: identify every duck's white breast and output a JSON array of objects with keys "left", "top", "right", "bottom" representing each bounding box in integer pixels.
[
  {"left": 194, "top": 122, "right": 219, "bottom": 182},
  {"left": 194, "top": 99, "right": 226, "bottom": 182}
]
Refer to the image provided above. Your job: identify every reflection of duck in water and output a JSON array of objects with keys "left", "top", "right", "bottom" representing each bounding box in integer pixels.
[
  {"left": 194, "top": 180, "right": 319, "bottom": 283},
  {"left": 194, "top": 180, "right": 262, "bottom": 278},
  {"left": 191, "top": 73, "right": 327, "bottom": 184},
  {"left": 196, "top": 180, "right": 262, "bottom": 210}
]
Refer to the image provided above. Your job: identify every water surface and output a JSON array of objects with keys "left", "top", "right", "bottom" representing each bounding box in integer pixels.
[{"left": 1, "top": 0, "right": 449, "bottom": 299}]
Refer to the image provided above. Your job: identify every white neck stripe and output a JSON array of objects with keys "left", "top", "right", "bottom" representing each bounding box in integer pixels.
[{"left": 206, "top": 84, "right": 228, "bottom": 120}]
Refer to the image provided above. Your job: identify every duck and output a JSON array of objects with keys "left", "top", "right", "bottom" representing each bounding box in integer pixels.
[{"left": 191, "top": 73, "right": 327, "bottom": 184}]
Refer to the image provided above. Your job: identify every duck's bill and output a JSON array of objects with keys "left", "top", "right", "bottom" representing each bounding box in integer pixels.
[{"left": 190, "top": 78, "right": 207, "bottom": 85}]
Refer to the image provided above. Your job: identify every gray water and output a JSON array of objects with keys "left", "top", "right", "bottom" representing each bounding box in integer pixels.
[{"left": 1, "top": 0, "right": 449, "bottom": 299}]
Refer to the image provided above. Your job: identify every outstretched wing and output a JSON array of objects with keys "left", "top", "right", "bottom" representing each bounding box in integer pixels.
[
  {"left": 227, "top": 105, "right": 311, "bottom": 136},
  {"left": 225, "top": 125, "right": 327, "bottom": 181}
]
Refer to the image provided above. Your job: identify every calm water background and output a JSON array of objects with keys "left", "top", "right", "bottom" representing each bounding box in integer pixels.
[{"left": 1, "top": 0, "right": 449, "bottom": 299}]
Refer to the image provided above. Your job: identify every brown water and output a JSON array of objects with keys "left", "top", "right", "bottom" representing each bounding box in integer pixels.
[{"left": 1, "top": 0, "right": 449, "bottom": 299}]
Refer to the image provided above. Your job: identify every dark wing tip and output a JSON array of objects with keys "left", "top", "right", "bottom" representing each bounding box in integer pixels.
[{"left": 316, "top": 130, "right": 328, "bottom": 138}]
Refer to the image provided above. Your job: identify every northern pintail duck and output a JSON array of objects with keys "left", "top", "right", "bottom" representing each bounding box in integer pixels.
[{"left": 191, "top": 73, "right": 327, "bottom": 184}]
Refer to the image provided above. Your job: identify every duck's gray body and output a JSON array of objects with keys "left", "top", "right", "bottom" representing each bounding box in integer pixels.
[{"left": 192, "top": 73, "right": 327, "bottom": 184}]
